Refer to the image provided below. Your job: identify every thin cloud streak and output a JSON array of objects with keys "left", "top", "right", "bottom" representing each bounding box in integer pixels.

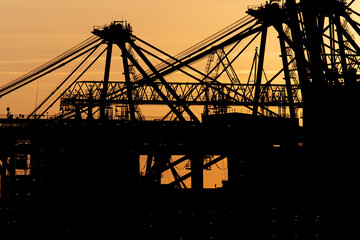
[{"left": 0, "top": 59, "right": 50, "bottom": 64}]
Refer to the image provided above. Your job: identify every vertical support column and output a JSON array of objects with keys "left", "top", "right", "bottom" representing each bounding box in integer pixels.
[
  {"left": 118, "top": 43, "right": 188, "bottom": 122},
  {"left": 286, "top": 0, "right": 311, "bottom": 141},
  {"left": 302, "top": 2, "right": 326, "bottom": 87},
  {"left": 191, "top": 154, "right": 203, "bottom": 190},
  {"left": 87, "top": 90, "right": 94, "bottom": 120},
  {"left": 333, "top": 15, "right": 349, "bottom": 84},
  {"left": 253, "top": 28, "right": 268, "bottom": 116},
  {"left": 100, "top": 43, "right": 113, "bottom": 120},
  {"left": 278, "top": 30, "right": 296, "bottom": 119},
  {"left": 204, "top": 82, "right": 210, "bottom": 116},
  {"left": 329, "top": 18, "right": 337, "bottom": 71},
  {"left": 119, "top": 42, "right": 136, "bottom": 121},
  {"left": 127, "top": 40, "right": 200, "bottom": 124}
]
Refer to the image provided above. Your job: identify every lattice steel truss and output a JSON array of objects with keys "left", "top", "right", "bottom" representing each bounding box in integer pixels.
[{"left": 0, "top": 0, "right": 359, "bottom": 125}]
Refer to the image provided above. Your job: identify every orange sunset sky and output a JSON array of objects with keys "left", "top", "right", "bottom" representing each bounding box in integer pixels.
[
  {"left": 1, "top": 0, "right": 275, "bottom": 189},
  {"left": 0, "top": 0, "right": 259, "bottom": 114},
  {"left": 1, "top": 0, "right": 360, "bottom": 115}
]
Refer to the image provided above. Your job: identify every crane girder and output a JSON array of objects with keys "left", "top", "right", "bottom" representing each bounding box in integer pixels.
[
  {"left": 1, "top": 0, "right": 359, "bottom": 123},
  {"left": 60, "top": 81, "right": 302, "bottom": 111},
  {"left": 2, "top": 2, "right": 360, "bottom": 236}
]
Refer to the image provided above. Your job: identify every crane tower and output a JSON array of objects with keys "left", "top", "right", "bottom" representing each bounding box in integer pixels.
[{"left": 1, "top": 0, "right": 360, "bottom": 238}]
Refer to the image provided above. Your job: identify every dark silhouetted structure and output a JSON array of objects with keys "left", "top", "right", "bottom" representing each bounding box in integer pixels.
[{"left": 1, "top": 0, "right": 360, "bottom": 238}]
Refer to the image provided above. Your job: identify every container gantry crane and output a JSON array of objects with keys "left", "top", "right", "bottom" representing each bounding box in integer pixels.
[{"left": 1, "top": 0, "right": 360, "bottom": 239}]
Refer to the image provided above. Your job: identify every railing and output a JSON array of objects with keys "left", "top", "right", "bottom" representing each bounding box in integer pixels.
[
  {"left": 247, "top": 5, "right": 264, "bottom": 11},
  {"left": 0, "top": 114, "right": 54, "bottom": 120},
  {"left": 247, "top": 0, "right": 283, "bottom": 11},
  {"left": 60, "top": 81, "right": 303, "bottom": 107}
]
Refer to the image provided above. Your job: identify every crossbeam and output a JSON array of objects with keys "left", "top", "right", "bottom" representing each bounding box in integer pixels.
[{"left": 60, "top": 81, "right": 302, "bottom": 110}]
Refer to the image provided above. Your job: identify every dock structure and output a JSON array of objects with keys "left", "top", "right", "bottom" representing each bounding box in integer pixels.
[{"left": 1, "top": 0, "right": 360, "bottom": 238}]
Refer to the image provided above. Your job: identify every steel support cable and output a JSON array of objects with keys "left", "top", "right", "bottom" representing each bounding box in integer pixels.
[
  {"left": 170, "top": 28, "right": 279, "bottom": 117},
  {"left": 3, "top": 42, "right": 104, "bottom": 100},
  {"left": 157, "top": 40, "right": 245, "bottom": 120},
  {"left": 171, "top": 15, "right": 254, "bottom": 62},
  {"left": 129, "top": 41, "right": 205, "bottom": 91},
  {"left": 216, "top": 48, "right": 241, "bottom": 84},
  {"left": 130, "top": 22, "right": 261, "bottom": 89},
  {"left": 322, "top": 41, "right": 360, "bottom": 69},
  {"left": 127, "top": 40, "right": 201, "bottom": 123},
  {"left": 138, "top": 35, "right": 242, "bottom": 87},
  {"left": 263, "top": 58, "right": 296, "bottom": 86},
  {"left": 114, "top": 28, "right": 280, "bottom": 117},
  {"left": 63, "top": 20, "right": 273, "bottom": 118},
  {"left": 133, "top": 16, "right": 256, "bottom": 79},
  {"left": 322, "top": 33, "right": 359, "bottom": 55},
  {"left": 29, "top": 43, "right": 103, "bottom": 117},
  {"left": 106, "top": 39, "right": 241, "bottom": 111},
  {"left": 5, "top": 36, "right": 99, "bottom": 88},
  {"left": 349, "top": 8, "right": 360, "bottom": 18},
  {"left": 0, "top": 39, "right": 101, "bottom": 99},
  {"left": 107, "top": 31, "right": 263, "bottom": 114},
  {"left": 151, "top": 17, "right": 250, "bottom": 75},
  {"left": 38, "top": 46, "right": 108, "bottom": 118},
  {"left": 70, "top": 32, "right": 297, "bottom": 117},
  {"left": 173, "top": 17, "right": 250, "bottom": 58},
  {"left": 346, "top": 0, "right": 355, "bottom": 9},
  {"left": 22, "top": 36, "right": 100, "bottom": 80},
  {"left": 26, "top": 36, "right": 102, "bottom": 84},
  {"left": 115, "top": 42, "right": 189, "bottom": 122},
  {"left": 330, "top": 15, "right": 360, "bottom": 55},
  {"left": 172, "top": 17, "right": 257, "bottom": 64},
  {"left": 135, "top": 45, "right": 203, "bottom": 82},
  {"left": 153, "top": 31, "right": 260, "bottom": 102},
  {"left": 145, "top": 22, "right": 262, "bottom": 82},
  {"left": 0, "top": 42, "right": 103, "bottom": 101},
  {"left": 139, "top": 16, "right": 253, "bottom": 75},
  {"left": 1, "top": 36, "right": 101, "bottom": 94},
  {"left": 0, "top": 36, "right": 102, "bottom": 97},
  {"left": 341, "top": 10, "right": 360, "bottom": 39},
  {"left": 165, "top": 17, "right": 257, "bottom": 76},
  {"left": 199, "top": 40, "right": 243, "bottom": 83}
]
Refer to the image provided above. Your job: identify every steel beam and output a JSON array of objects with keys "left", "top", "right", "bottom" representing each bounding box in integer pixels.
[
  {"left": 61, "top": 82, "right": 303, "bottom": 111},
  {"left": 0, "top": 37, "right": 102, "bottom": 98},
  {"left": 117, "top": 42, "right": 189, "bottom": 122},
  {"left": 302, "top": 3, "right": 326, "bottom": 86},
  {"left": 278, "top": 27, "right": 296, "bottom": 119},
  {"left": 100, "top": 43, "right": 113, "bottom": 120},
  {"left": 169, "top": 155, "right": 226, "bottom": 188},
  {"left": 253, "top": 28, "right": 268, "bottom": 116},
  {"left": 333, "top": 15, "right": 350, "bottom": 84},
  {"left": 127, "top": 40, "right": 201, "bottom": 124},
  {"left": 118, "top": 42, "right": 136, "bottom": 121}
]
